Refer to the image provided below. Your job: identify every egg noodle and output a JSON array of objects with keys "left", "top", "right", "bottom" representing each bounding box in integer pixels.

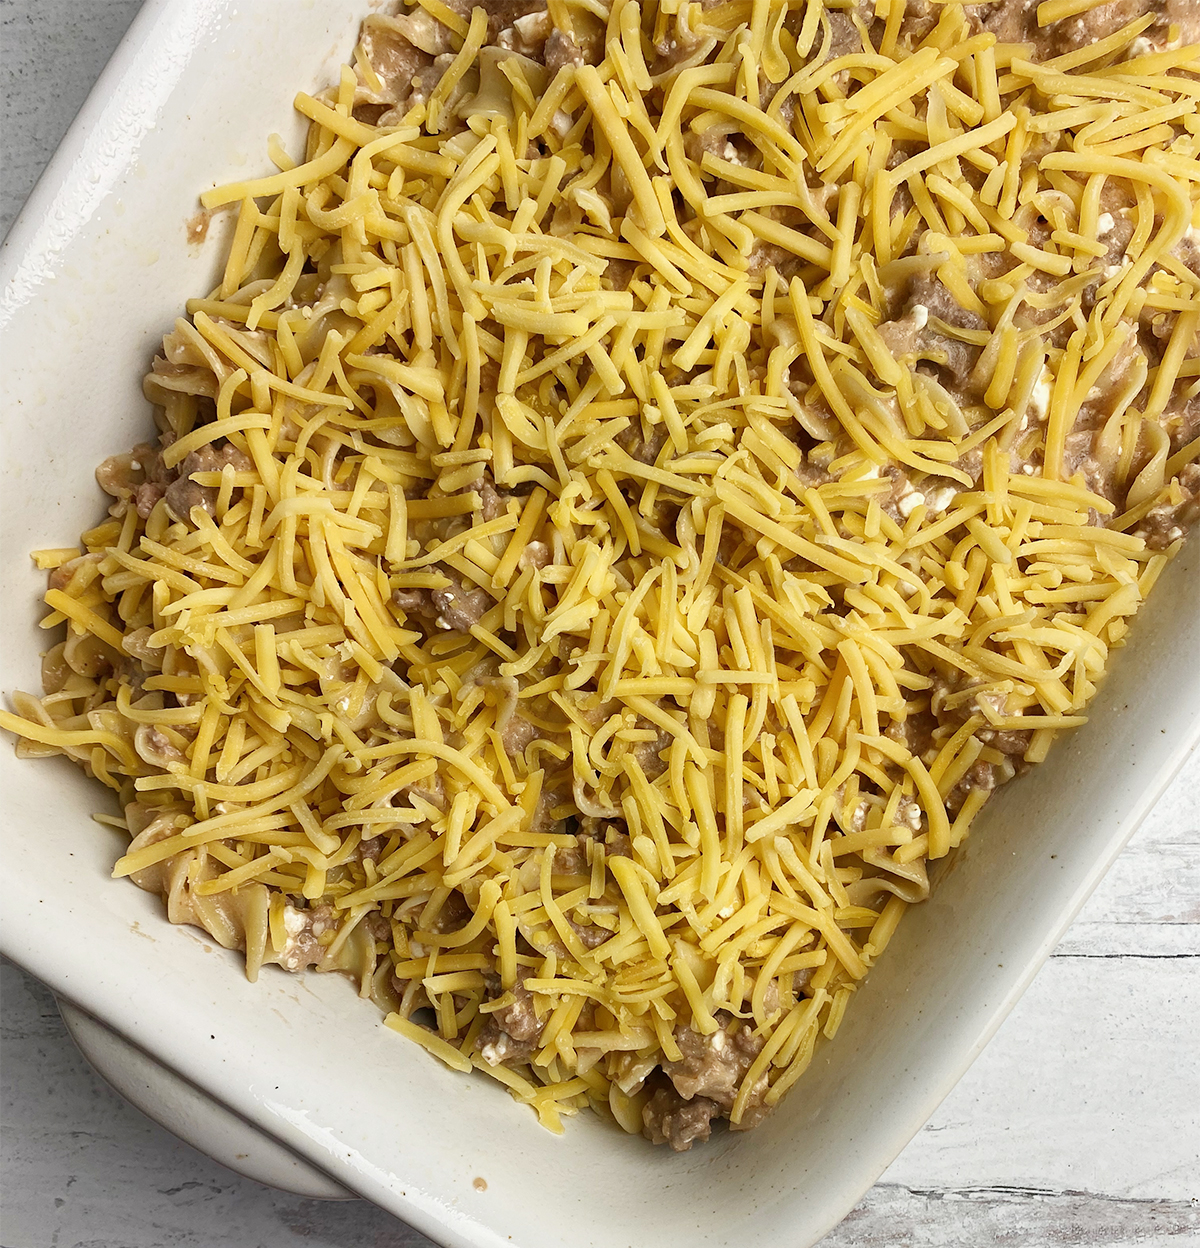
[{"left": 3, "top": 0, "right": 1198, "bottom": 1147}]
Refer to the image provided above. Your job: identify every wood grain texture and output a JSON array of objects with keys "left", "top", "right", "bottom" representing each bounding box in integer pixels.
[{"left": 1, "top": 3, "right": 1197, "bottom": 1245}]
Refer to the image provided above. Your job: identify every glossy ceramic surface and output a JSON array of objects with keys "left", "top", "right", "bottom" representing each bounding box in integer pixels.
[
  {"left": 2, "top": 4, "right": 1198, "bottom": 1246},
  {"left": 57, "top": 998, "right": 351, "bottom": 1199}
]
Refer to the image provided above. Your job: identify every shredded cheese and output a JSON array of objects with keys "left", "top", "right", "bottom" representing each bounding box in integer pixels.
[{"left": 4, "top": 0, "right": 1198, "bottom": 1148}]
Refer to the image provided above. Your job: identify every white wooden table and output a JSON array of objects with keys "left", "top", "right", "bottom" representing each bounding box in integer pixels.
[{"left": 2, "top": 4, "right": 1197, "bottom": 1245}]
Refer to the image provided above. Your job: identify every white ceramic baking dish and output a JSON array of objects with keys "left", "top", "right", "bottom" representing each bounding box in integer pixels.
[{"left": 2, "top": 3, "right": 1198, "bottom": 1245}]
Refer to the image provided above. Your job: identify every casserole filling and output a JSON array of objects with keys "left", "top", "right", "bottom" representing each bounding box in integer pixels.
[{"left": 3, "top": 0, "right": 1198, "bottom": 1149}]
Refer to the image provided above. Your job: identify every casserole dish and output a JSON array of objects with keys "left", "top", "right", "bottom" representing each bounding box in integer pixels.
[{"left": 1, "top": 2, "right": 1197, "bottom": 1245}]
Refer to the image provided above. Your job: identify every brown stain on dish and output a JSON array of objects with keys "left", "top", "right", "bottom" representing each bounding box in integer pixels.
[
  {"left": 473, "top": 1177, "right": 488, "bottom": 1192},
  {"left": 186, "top": 209, "right": 214, "bottom": 245}
]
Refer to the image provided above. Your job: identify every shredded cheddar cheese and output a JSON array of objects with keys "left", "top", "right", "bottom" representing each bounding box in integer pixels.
[{"left": 3, "top": 0, "right": 1199, "bottom": 1148}]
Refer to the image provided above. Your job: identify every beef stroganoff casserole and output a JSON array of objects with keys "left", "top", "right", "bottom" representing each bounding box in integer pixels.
[{"left": 3, "top": 0, "right": 1198, "bottom": 1152}]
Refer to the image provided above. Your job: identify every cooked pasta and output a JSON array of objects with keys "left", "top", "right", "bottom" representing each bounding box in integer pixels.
[{"left": 3, "top": 0, "right": 1199, "bottom": 1150}]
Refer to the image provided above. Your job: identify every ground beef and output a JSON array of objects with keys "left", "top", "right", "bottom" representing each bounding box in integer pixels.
[
  {"left": 497, "top": 9, "right": 552, "bottom": 55},
  {"left": 1132, "top": 463, "right": 1200, "bottom": 550},
  {"left": 577, "top": 816, "right": 633, "bottom": 861},
  {"left": 479, "top": 479, "right": 507, "bottom": 522},
  {"left": 96, "top": 442, "right": 170, "bottom": 516},
  {"left": 878, "top": 284, "right": 987, "bottom": 403},
  {"left": 357, "top": 16, "right": 437, "bottom": 113},
  {"left": 1081, "top": 201, "right": 1136, "bottom": 312},
  {"left": 543, "top": 27, "right": 585, "bottom": 71},
  {"left": 825, "top": 9, "right": 864, "bottom": 59},
  {"left": 616, "top": 420, "right": 668, "bottom": 468},
  {"left": 96, "top": 439, "right": 249, "bottom": 522},
  {"left": 427, "top": 890, "right": 472, "bottom": 934},
  {"left": 164, "top": 444, "right": 251, "bottom": 523},
  {"left": 604, "top": 256, "right": 639, "bottom": 290},
  {"left": 879, "top": 0, "right": 941, "bottom": 42},
  {"left": 662, "top": 1014, "right": 769, "bottom": 1124},
  {"left": 746, "top": 240, "right": 801, "bottom": 279},
  {"left": 945, "top": 759, "right": 998, "bottom": 813},
  {"left": 966, "top": 0, "right": 1200, "bottom": 51},
  {"left": 526, "top": 784, "right": 567, "bottom": 834},
  {"left": 540, "top": 16, "right": 607, "bottom": 74},
  {"left": 683, "top": 127, "right": 743, "bottom": 170},
  {"left": 639, "top": 1012, "right": 773, "bottom": 1150},
  {"left": 393, "top": 574, "right": 492, "bottom": 632},
  {"left": 648, "top": 28, "right": 716, "bottom": 77},
  {"left": 964, "top": 0, "right": 1045, "bottom": 43},
  {"left": 548, "top": 821, "right": 626, "bottom": 881},
  {"left": 274, "top": 904, "right": 335, "bottom": 972},
  {"left": 567, "top": 916, "right": 611, "bottom": 949},
  {"left": 432, "top": 579, "right": 491, "bottom": 630},
  {"left": 478, "top": 474, "right": 533, "bottom": 523},
  {"left": 1044, "top": 0, "right": 1179, "bottom": 53},
  {"left": 476, "top": 978, "right": 545, "bottom": 1065},
  {"left": 501, "top": 713, "right": 540, "bottom": 755},
  {"left": 359, "top": 835, "right": 387, "bottom": 862},
  {"left": 903, "top": 274, "right": 986, "bottom": 336},
  {"left": 631, "top": 724, "right": 671, "bottom": 779},
  {"left": 446, "top": 0, "right": 547, "bottom": 42},
  {"left": 642, "top": 1083, "right": 721, "bottom": 1151},
  {"left": 977, "top": 727, "right": 1034, "bottom": 757},
  {"left": 1168, "top": 398, "right": 1200, "bottom": 459}
]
